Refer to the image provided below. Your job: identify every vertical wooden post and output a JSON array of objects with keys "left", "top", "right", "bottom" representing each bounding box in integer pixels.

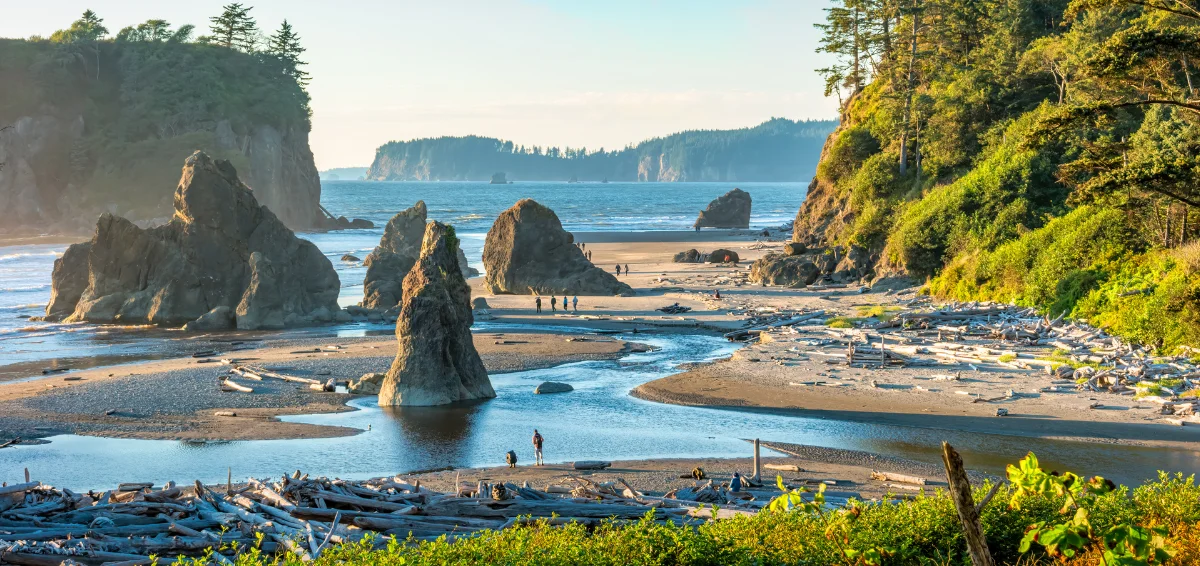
[
  {"left": 880, "top": 334, "right": 887, "bottom": 368},
  {"left": 942, "top": 441, "right": 995, "bottom": 566},
  {"left": 753, "top": 439, "right": 761, "bottom": 483}
]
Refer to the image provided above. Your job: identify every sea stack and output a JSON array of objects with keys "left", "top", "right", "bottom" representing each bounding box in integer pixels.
[
  {"left": 482, "top": 199, "right": 633, "bottom": 296},
  {"left": 45, "top": 151, "right": 341, "bottom": 329},
  {"left": 362, "top": 201, "right": 428, "bottom": 310},
  {"left": 378, "top": 221, "right": 495, "bottom": 406},
  {"left": 694, "top": 188, "right": 752, "bottom": 229}
]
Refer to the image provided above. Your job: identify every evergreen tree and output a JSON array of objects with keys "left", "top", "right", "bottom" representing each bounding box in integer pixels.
[
  {"left": 267, "top": 20, "right": 309, "bottom": 85},
  {"left": 50, "top": 10, "right": 109, "bottom": 79},
  {"left": 208, "top": 4, "right": 259, "bottom": 52}
]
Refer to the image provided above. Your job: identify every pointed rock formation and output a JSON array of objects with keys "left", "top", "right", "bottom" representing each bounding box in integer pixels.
[
  {"left": 43, "top": 242, "right": 92, "bottom": 322},
  {"left": 379, "top": 222, "right": 495, "bottom": 406},
  {"left": 694, "top": 188, "right": 751, "bottom": 229},
  {"left": 46, "top": 151, "right": 340, "bottom": 329},
  {"left": 483, "top": 199, "right": 633, "bottom": 296},
  {"left": 362, "top": 201, "right": 428, "bottom": 309}
]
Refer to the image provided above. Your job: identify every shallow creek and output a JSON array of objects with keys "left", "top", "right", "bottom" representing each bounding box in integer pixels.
[{"left": 2, "top": 331, "right": 1198, "bottom": 490}]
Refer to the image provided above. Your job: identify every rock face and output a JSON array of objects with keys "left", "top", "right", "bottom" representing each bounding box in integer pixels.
[
  {"left": 483, "top": 199, "right": 633, "bottom": 296},
  {"left": 46, "top": 151, "right": 341, "bottom": 329},
  {"left": 673, "top": 249, "right": 705, "bottom": 263},
  {"left": 348, "top": 373, "right": 386, "bottom": 395},
  {"left": 362, "top": 201, "right": 428, "bottom": 310},
  {"left": 378, "top": 221, "right": 495, "bottom": 406},
  {"left": 457, "top": 247, "right": 480, "bottom": 278},
  {"left": 184, "top": 306, "right": 236, "bottom": 332},
  {"left": 44, "top": 242, "right": 92, "bottom": 321},
  {"left": 749, "top": 254, "right": 821, "bottom": 287},
  {"left": 694, "top": 189, "right": 751, "bottom": 229},
  {"left": 708, "top": 249, "right": 740, "bottom": 263}
]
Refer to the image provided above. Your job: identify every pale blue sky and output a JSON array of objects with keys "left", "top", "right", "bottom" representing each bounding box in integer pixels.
[{"left": 3, "top": 1, "right": 838, "bottom": 168}]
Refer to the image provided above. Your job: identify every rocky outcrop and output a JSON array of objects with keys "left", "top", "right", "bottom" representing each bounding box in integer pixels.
[
  {"left": 378, "top": 221, "right": 495, "bottom": 406},
  {"left": 535, "top": 382, "right": 574, "bottom": 394},
  {"left": 184, "top": 306, "right": 236, "bottom": 332},
  {"left": 46, "top": 151, "right": 341, "bottom": 329},
  {"left": 748, "top": 254, "right": 821, "bottom": 287},
  {"left": 362, "top": 202, "right": 428, "bottom": 310},
  {"left": 694, "top": 189, "right": 751, "bottom": 229},
  {"left": 341, "top": 254, "right": 361, "bottom": 262},
  {"left": 673, "top": 249, "right": 705, "bottom": 263},
  {"left": 708, "top": 249, "right": 740, "bottom": 264},
  {"left": 349, "top": 372, "right": 385, "bottom": 395},
  {"left": 483, "top": 199, "right": 633, "bottom": 296},
  {"left": 44, "top": 242, "right": 92, "bottom": 322}
]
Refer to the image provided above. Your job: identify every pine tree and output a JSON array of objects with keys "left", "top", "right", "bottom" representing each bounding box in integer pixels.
[
  {"left": 267, "top": 20, "right": 309, "bottom": 85},
  {"left": 209, "top": 3, "right": 259, "bottom": 52}
]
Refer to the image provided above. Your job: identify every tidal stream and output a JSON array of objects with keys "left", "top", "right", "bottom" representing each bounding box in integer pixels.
[{"left": 3, "top": 330, "right": 1199, "bottom": 490}]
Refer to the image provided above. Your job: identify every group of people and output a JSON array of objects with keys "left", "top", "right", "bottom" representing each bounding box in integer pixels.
[
  {"left": 506, "top": 429, "right": 546, "bottom": 468},
  {"left": 614, "top": 263, "right": 630, "bottom": 276},
  {"left": 576, "top": 242, "right": 594, "bottom": 261},
  {"left": 534, "top": 295, "right": 578, "bottom": 313}
]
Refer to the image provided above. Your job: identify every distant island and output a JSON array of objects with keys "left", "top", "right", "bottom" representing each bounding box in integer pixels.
[
  {"left": 366, "top": 118, "right": 838, "bottom": 183},
  {"left": 319, "top": 167, "right": 369, "bottom": 181}
]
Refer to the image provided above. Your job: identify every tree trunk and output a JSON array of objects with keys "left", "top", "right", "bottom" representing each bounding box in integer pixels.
[
  {"left": 899, "top": 0, "right": 920, "bottom": 176},
  {"left": 942, "top": 442, "right": 996, "bottom": 566}
]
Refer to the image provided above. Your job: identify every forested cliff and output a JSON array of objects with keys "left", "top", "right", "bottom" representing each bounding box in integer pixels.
[
  {"left": 366, "top": 119, "right": 838, "bottom": 183},
  {"left": 0, "top": 9, "right": 325, "bottom": 234},
  {"left": 796, "top": 0, "right": 1200, "bottom": 348}
]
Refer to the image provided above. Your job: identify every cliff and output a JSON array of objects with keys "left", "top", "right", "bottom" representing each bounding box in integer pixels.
[
  {"left": 0, "top": 37, "right": 327, "bottom": 234},
  {"left": 366, "top": 118, "right": 837, "bottom": 183}
]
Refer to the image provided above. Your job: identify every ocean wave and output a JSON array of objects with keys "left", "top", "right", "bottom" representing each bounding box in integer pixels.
[
  {"left": 0, "top": 284, "right": 51, "bottom": 293},
  {"left": 0, "top": 303, "right": 46, "bottom": 310},
  {"left": 0, "top": 251, "right": 62, "bottom": 262}
]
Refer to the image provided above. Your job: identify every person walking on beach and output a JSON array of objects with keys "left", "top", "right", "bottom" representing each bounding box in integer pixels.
[
  {"left": 572, "top": 296, "right": 578, "bottom": 312},
  {"left": 624, "top": 264, "right": 630, "bottom": 275},
  {"left": 615, "top": 264, "right": 621, "bottom": 276},
  {"left": 532, "top": 429, "right": 545, "bottom": 466},
  {"left": 551, "top": 296, "right": 557, "bottom": 312},
  {"left": 535, "top": 296, "right": 542, "bottom": 313},
  {"left": 582, "top": 242, "right": 586, "bottom": 251}
]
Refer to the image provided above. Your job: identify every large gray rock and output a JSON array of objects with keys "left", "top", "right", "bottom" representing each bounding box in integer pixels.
[
  {"left": 749, "top": 254, "right": 821, "bottom": 287},
  {"left": 673, "top": 249, "right": 704, "bottom": 263},
  {"left": 483, "top": 199, "right": 633, "bottom": 296},
  {"left": 535, "top": 381, "right": 574, "bottom": 394},
  {"left": 694, "top": 188, "right": 751, "bottom": 229},
  {"left": 47, "top": 151, "right": 340, "bottom": 329},
  {"left": 708, "top": 249, "right": 740, "bottom": 264},
  {"left": 44, "top": 242, "right": 92, "bottom": 322},
  {"left": 379, "top": 221, "right": 495, "bottom": 406},
  {"left": 362, "top": 201, "right": 428, "bottom": 310},
  {"left": 184, "top": 306, "right": 236, "bottom": 331},
  {"left": 348, "top": 372, "right": 386, "bottom": 395}
]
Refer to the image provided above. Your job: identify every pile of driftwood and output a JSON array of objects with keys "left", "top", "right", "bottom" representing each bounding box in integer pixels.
[
  {"left": 0, "top": 469, "right": 770, "bottom": 564},
  {"left": 655, "top": 304, "right": 692, "bottom": 314}
]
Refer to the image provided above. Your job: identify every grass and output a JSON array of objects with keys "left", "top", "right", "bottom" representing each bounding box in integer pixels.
[
  {"left": 176, "top": 470, "right": 1200, "bottom": 566},
  {"left": 997, "top": 353, "right": 1017, "bottom": 363},
  {"left": 826, "top": 316, "right": 856, "bottom": 328}
]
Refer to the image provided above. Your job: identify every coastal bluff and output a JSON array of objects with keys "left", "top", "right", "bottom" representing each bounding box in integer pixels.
[
  {"left": 379, "top": 221, "right": 495, "bottom": 406},
  {"left": 45, "top": 151, "right": 341, "bottom": 330},
  {"left": 482, "top": 199, "right": 633, "bottom": 296}
]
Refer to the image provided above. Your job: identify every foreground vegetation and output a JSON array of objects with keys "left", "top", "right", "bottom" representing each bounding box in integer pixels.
[
  {"left": 180, "top": 455, "right": 1200, "bottom": 566},
  {"left": 797, "top": 0, "right": 1200, "bottom": 351}
]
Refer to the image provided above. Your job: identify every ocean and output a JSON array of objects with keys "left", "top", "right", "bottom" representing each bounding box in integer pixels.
[{"left": 0, "top": 181, "right": 806, "bottom": 371}]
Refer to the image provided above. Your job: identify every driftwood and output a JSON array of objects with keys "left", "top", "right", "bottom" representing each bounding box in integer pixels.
[
  {"left": 572, "top": 461, "right": 612, "bottom": 470},
  {"left": 942, "top": 442, "right": 995, "bottom": 566},
  {"left": 870, "top": 471, "right": 927, "bottom": 485}
]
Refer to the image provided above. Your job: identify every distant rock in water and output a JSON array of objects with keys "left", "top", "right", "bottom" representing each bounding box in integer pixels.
[
  {"left": 694, "top": 188, "right": 751, "bottom": 229},
  {"left": 535, "top": 381, "right": 574, "bottom": 394},
  {"left": 457, "top": 247, "right": 480, "bottom": 278},
  {"left": 43, "top": 242, "right": 92, "bottom": 322},
  {"left": 483, "top": 199, "right": 634, "bottom": 296},
  {"left": 379, "top": 221, "right": 495, "bottom": 406},
  {"left": 341, "top": 254, "right": 362, "bottom": 262},
  {"left": 673, "top": 249, "right": 705, "bottom": 263},
  {"left": 46, "top": 151, "right": 341, "bottom": 329},
  {"left": 490, "top": 172, "right": 508, "bottom": 184},
  {"left": 362, "top": 201, "right": 428, "bottom": 310}
]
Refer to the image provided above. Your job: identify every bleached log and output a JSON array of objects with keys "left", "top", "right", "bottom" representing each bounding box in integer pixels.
[{"left": 870, "top": 471, "right": 927, "bottom": 485}]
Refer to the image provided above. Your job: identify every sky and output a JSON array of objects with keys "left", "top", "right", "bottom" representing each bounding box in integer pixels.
[{"left": 2, "top": 1, "right": 839, "bottom": 169}]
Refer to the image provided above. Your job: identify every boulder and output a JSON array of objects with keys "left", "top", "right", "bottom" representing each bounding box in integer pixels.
[
  {"left": 707, "top": 249, "right": 740, "bottom": 264},
  {"left": 783, "top": 242, "right": 806, "bottom": 256},
  {"left": 693, "top": 188, "right": 751, "bottom": 229},
  {"left": 816, "top": 250, "right": 839, "bottom": 274},
  {"left": 349, "top": 218, "right": 375, "bottom": 229},
  {"left": 673, "top": 249, "right": 705, "bottom": 263},
  {"left": 834, "top": 245, "right": 871, "bottom": 280},
  {"left": 362, "top": 201, "right": 428, "bottom": 310},
  {"left": 472, "top": 297, "right": 490, "bottom": 310},
  {"left": 534, "top": 381, "right": 574, "bottom": 394},
  {"left": 378, "top": 221, "right": 495, "bottom": 406},
  {"left": 483, "top": 199, "right": 633, "bottom": 296},
  {"left": 749, "top": 254, "right": 821, "bottom": 287},
  {"left": 457, "top": 247, "right": 480, "bottom": 278},
  {"left": 348, "top": 372, "right": 386, "bottom": 395},
  {"left": 48, "top": 151, "right": 340, "bottom": 329},
  {"left": 184, "top": 306, "right": 236, "bottom": 331},
  {"left": 341, "top": 254, "right": 362, "bottom": 262},
  {"left": 44, "top": 242, "right": 91, "bottom": 322}
]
